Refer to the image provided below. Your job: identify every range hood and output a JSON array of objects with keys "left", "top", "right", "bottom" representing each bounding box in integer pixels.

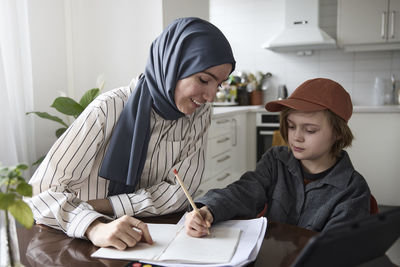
[{"left": 263, "top": 0, "right": 336, "bottom": 52}]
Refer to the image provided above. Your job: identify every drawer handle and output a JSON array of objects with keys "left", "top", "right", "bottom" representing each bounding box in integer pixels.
[
  {"left": 217, "top": 137, "right": 230, "bottom": 143},
  {"left": 259, "top": 130, "right": 274, "bottom": 135},
  {"left": 217, "top": 155, "right": 230, "bottom": 163},
  {"left": 216, "top": 119, "right": 230, "bottom": 124},
  {"left": 216, "top": 173, "right": 230, "bottom": 181}
]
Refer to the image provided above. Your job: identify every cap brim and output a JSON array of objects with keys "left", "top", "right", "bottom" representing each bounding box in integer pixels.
[{"left": 265, "top": 98, "right": 327, "bottom": 112}]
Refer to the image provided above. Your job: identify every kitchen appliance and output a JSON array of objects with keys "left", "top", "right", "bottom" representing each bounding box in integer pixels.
[
  {"left": 256, "top": 112, "right": 280, "bottom": 161},
  {"left": 263, "top": 0, "right": 336, "bottom": 52},
  {"left": 277, "top": 85, "right": 288, "bottom": 100}
]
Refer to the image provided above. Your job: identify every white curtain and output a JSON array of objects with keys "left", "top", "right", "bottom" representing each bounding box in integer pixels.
[{"left": 0, "top": 0, "right": 35, "bottom": 170}]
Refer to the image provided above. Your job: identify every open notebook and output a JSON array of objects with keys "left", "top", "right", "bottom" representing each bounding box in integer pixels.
[{"left": 91, "top": 223, "right": 241, "bottom": 264}]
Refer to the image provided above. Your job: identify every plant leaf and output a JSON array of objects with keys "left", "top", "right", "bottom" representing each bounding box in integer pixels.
[
  {"left": 32, "top": 156, "right": 45, "bottom": 166},
  {"left": 79, "top": 88, "right": 100, "bottom": 109},
  {"left": 0, "top": 193, "right": 16, "bottom": 210},
  {"left": 56, "top": 127, "right": 67, "bottom": 138},
  {"left": 16, "top": 164, "right": 28, "bottom": 170},
  {"left": 51, "top": 97, "right": 84, "bottom": 116},
  {"left": 26, "top": 111, "right": 69, "bottom": 127},
  {"left": 9, "top": 200, "right": 34, "bottom": 229},
  {"left": 16, "top": 182, "right": 32, "bottom": 197}
]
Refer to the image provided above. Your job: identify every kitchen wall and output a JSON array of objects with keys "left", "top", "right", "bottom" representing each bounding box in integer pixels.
[
  {"left": 27, "top": 0, "right": 208, "bottom": 158},
  {"left": 209, "top": 0, "right": 400, "bottom": 105}
]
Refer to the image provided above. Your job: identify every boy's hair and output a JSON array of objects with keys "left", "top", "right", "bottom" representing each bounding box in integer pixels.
[{"left": 279, "top": 108, "right": 354, "bottom": 157}]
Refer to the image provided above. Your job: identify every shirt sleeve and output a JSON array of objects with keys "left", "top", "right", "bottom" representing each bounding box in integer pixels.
[
  {"left": 26, "top": 103, "right": 111, "bottom": 239},
  {"left": 108, "top": 105, "right": 212, "bottom": 218},
  {"left": 196, "top": 149, "right": 276, "bottom": 224}
]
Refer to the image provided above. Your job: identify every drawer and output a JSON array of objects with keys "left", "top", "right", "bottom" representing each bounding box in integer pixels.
[
  {"left": 204, "top": 150, "right": 233, "bottom": 179},
  {"left": 195, "top": 168, "right": 236, "bottom": 199},
  {"left": 209, "top": 117, "right": 232, "bottom": 138},
  {"left": 209, "top": 133, "right": 232, "bottom": 157}
]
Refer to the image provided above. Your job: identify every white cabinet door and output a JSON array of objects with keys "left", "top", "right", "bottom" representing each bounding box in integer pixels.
[
  {"left": 347, "top": 113, "right": 400, "bottom": 206},
  {"left": 338, "top": 0, "right": 389, "bottom": 45}
]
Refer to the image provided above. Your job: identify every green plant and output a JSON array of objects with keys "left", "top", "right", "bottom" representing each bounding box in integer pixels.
[
  {"left": 27, "top": 88, "right": 101, "bottom": 165},
  {"left": 0, "top": 163, "right": 33, "bottom": 266}
]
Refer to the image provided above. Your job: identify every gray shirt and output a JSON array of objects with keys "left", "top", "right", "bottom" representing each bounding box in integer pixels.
[{"left": 197, "top": 146, "right": 371, "bottom": 232}]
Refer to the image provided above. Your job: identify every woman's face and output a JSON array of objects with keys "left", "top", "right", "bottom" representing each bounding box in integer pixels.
[
  {"left": 287, "top": 110, "right": 337, "bottom": 171},
  {"left": 174, "top": 63, "right": 232, "bottom": 115}
]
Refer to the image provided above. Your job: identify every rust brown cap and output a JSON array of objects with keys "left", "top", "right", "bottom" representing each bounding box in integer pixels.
[{"left": 265, "top": 78, "right": 353, "bottom": 122}]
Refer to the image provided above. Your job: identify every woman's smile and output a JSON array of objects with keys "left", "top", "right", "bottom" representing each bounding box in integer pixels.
[{"left": 191, "top": 98, "right": 203, "bottom": 107}]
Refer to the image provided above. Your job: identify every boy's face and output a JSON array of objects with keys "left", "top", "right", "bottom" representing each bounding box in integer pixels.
[{"left": 287, "top": 110, "right": 337, "bottom": 171}]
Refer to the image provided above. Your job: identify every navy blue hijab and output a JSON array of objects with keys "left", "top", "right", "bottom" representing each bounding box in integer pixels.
[{"left": 99, "top": 17, "right": 236, "bottom": 196}]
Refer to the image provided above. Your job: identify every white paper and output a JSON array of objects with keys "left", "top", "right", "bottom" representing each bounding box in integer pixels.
[
  {"left": 91, "top": 223, "right": 242, "bottom": 264},
  {"left": 149, "top": 215, "right": 268, "bottom": 267},
  {"left": 159, "top": 226, "right": 241, "bottom": 263},
  {"left": 91, "top": 224, "right": 178, "bottom": 260}
]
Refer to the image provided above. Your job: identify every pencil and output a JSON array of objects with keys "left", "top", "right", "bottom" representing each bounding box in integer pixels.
[{"left": 173, "top": 169, "right": 210, "bottom": 234}]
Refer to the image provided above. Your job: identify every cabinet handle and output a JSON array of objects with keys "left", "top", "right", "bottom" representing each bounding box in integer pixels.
[
  {"left": 217, "top": 137, "right": 230, "bottom": 143},
  {"left": 390, "top": 11, "right": 396, "bottom": 39},
  {"left": 217, "top": 155, "right": 230, "bottom": 163},
  {"left": 259, "top": 130, "right": 274, "bottom": 135},
  {"left": 232, "top": 118, "right": 237, "bottom": 147},
  {"left": 216, "top": 119, "right": 230, "bottom": 124},
  {"left": 216, "top": 173, "right": 230, "bottom": 181},
  {"left": 382, "top": 11, "right": 387, "bottom": 39}
]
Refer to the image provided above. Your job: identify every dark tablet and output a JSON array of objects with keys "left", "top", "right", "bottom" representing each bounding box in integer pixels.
[{"left": 292, "top": 207, "right": 400, "bottom": 267}]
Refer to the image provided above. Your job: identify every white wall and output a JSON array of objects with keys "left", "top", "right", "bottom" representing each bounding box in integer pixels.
[
  {"left": 162, "top": 0, "right": 209, "bottom": 27},
  {"left": 210, "top": 0, "right": 400, "bottom": 105},
  {"left": 27, "top": 0, "right": 208, "bottom": 159}
]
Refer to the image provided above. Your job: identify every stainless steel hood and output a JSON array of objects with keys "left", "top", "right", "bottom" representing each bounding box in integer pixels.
[{"left": 263, "top": 0, "right": 336, "bottom": 52}]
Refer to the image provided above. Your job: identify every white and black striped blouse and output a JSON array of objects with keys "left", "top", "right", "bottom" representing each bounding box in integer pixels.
[{"left": 26, "top": 81, "right": 212, "bottom": 238}]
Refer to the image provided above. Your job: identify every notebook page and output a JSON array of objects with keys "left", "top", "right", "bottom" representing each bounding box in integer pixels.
[
  {"left": 91, "top": 224, "right": 179, "bottom": 260},
  {"left": 158, "top": 226, "right": 241, "bottom": 263}
]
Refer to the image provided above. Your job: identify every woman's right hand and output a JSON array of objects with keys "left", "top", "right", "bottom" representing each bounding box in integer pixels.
[
  {"left": 85, "top": 215, "right": 153, "bottom": 250},
  {"left": 184, "top": 206, "right": 214, "bottom": 237}
]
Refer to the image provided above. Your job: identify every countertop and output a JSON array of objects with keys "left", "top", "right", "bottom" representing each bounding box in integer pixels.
[{"left": 212, "top": 104, "right": 400, "bottom": 117}]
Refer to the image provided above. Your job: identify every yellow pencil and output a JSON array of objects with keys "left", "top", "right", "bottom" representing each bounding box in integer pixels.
[{"left": 173, "top": 169, "right": 210, "bottom": 234}]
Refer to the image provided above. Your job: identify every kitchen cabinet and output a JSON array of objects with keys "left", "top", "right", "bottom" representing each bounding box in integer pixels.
[
  {"left": 194, "top": 112, "right": 247, "bottom": 199},
  {"left": 337, "top": 0, "right": 400, "bottom": 51},
  {"left": 347, "top": 112, "right": 400, "bottom": 206}
]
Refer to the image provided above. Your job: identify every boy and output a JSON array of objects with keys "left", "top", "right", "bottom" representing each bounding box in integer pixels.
[{"left": 185, "top": 78, "right": 371, "bottom": 236}]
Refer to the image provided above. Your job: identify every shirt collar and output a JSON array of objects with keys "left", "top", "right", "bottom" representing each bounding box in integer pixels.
[{"left": 276, "top": 148, "right": 354, "bottom": 190}]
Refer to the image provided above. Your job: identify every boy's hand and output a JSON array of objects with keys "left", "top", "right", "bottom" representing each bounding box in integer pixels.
[{"left": 184, "top": 206, "right": 214, "bottom": 237}]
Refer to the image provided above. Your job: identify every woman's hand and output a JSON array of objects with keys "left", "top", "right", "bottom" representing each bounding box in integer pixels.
[
  {"left": 184, "top": 206, "right": 214, "bottom": 237},
  {"left": 85, "top": 215, "right": 153, "bottom": 250}
]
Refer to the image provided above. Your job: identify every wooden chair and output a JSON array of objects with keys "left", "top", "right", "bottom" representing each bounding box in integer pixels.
[{"left": 370, "top": 194, "right": 379, "bottom": 215}]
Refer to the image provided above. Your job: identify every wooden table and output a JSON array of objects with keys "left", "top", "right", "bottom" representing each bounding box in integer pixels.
[{"left": 17, "top": 212, "right": 317, "bottom": 267}]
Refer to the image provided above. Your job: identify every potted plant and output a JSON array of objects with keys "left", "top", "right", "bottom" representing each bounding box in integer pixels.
[
  {"left": 0, "top": 163, "right": 33, "bottom": 267},
  {"left": 26, "top": 87, "right": 101, "bottom": 165}
]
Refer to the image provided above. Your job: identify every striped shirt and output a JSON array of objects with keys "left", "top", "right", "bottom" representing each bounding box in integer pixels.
[{"left": 26, "top": 80, "right": 212, "bottom": 239}]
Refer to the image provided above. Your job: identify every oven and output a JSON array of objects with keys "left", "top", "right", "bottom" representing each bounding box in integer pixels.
[{"left": 256, "top": 112, "right": 280, "bottom": 161}]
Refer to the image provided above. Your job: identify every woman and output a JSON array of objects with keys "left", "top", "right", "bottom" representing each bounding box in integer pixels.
[
  {"left": 185, "top": 78, "right": 370, "bottom": 237},
  {"left": 27, "top": 17, "right": 235, "bottom": 250}
]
